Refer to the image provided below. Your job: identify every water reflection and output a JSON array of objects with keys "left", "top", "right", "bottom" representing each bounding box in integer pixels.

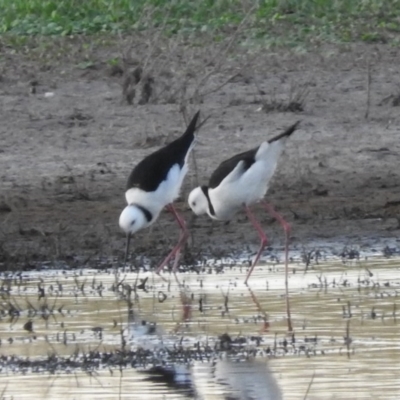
[
  {"left": 0, "top": 255, "right": 399, "bottom": 399},
  {"left": 193, "top": 358, "right": 282, "bottom": 400},
  {"left": 141, "top": 357, "right": 282, "bottom": 400},
  {"left": 128, "top": 304, "right": 281, "bottom": 399}
]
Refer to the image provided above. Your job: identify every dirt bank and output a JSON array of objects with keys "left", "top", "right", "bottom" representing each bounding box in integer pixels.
[{"left": 1, "top": 38, "right": 400, "bottom": 268}]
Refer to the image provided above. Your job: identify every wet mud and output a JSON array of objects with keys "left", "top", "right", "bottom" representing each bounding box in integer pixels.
[{"left": 1, "top": 40, "right": 400, "bottom": 268}]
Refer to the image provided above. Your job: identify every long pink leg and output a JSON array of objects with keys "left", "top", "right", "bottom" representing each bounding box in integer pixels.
[
  {"left": 244, "top": 205, "right": 269, "bottom": 285},
  {"left": 247, "top": 285, "right": 269, "bottom": 332},
  {"left": 154, "top": 204, "right": 189, "bottom": 275},
  {"left": 261, "top": 201, "right": 293, "bottom": 333},
  {"left": 261, "top": 202, "right": 291, "bottom": 266}
]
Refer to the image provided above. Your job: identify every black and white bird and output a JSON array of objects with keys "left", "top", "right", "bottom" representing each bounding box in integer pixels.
[
  {"left": 188, "top": 121, "right": 300, "bottom": 284},
  {"left": 119, "top": 111, "right": 200, "bottom": 274}
]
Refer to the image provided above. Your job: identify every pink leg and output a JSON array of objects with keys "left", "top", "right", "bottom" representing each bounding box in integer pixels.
[
  {"left": 244, "top": 205, "right": 269, "bottom": 285},
  {"left": 261, "top": 201, "right": 293, "bottom": 332},
  {"left": 261, "top": 202, "right": 291, "bottom": 264},
  {"left": 247, "top": 285, "right": 270, "bottom": 332},
  {"left": 154, "top": 204, "right": 189, "bottom": 275}
]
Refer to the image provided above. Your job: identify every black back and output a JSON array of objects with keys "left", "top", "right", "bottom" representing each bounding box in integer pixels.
[
  {"left": 208, "top": 120, "right": 300, "bottom": 189},
  {"left": 127, "top": 111, "right": 200, "bottom": 192},
  {"left": 208, "top": 147, "right": 258, "bottom": 189}
]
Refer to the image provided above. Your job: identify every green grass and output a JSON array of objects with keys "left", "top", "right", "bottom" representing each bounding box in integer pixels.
[{"left": 0, "top": 0, "right": 400, "bottom": 44}]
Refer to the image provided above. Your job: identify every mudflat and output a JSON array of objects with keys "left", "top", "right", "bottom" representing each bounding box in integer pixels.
[{"left": 1, "top": 38, "right": 399, "bottom": 267}]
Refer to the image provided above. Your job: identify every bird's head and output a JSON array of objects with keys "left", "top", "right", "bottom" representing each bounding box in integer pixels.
[
  {"left": 119, "top": 205, "right": 147, "bottom": 235},
  {"left": 188, "top": 186, "right": 209, "bottom": 216}
]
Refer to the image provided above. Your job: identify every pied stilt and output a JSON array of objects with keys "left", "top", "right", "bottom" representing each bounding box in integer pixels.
[
  {"left": 188, "top": 120, "right": 300, "bottom": 284},
  {"left": 119, "top": 111, "right": 200, "bottom": 274}
]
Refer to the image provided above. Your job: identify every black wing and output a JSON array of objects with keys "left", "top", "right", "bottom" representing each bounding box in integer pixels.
[
  {"left": 208, "top": 121, "right": 300, "bottom": 189},
  {"left": 127, "top": 111, "right": 200, "bottom": 192},
  {"left": 208, "top": 147, "right": 258, "bottom": 189}
]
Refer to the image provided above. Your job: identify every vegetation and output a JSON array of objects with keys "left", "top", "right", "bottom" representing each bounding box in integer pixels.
[{"left": 0, "top": 0, "right": 400, "bottom": 44}]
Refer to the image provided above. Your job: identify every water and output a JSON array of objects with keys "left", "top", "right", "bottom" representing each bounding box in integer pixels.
[{"left": 0, "top": 255, "right": 399, "bottom": 399}]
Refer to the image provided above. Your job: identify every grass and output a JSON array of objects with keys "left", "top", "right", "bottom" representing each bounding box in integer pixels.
[{"left": 0, "top": 0, "right": 400, "bottom": 44}]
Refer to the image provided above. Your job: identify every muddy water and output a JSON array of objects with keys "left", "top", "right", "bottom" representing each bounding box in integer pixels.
[{"left": 0, "top": 255, "right": 399, "bottom": 399}]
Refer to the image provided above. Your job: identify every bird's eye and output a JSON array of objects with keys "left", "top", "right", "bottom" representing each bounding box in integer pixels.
[
  {"left": 192, "top": 201, "right": 196, "bottom": 207},
  {"left": 131, "top": 220, "right": 136, "bottom": 226}
]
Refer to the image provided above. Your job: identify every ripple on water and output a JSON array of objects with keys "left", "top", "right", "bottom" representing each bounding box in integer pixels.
[{"left": 0, "top": 255, "right": 399, "bottom": 399}]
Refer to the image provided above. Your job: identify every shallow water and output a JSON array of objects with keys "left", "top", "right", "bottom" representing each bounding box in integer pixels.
[{"left": 0, "top": 254, "right": 399, "bottom": 399}]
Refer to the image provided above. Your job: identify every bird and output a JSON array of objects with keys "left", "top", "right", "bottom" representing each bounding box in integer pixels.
[
  {"left": 188, "top": 120, "right": 300, "bottom": 285},
  {"left": 119, "top": 111, "right": 200, "bottom": 275}
]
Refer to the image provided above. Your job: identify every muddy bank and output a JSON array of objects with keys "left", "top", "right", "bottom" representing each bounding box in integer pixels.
[{"left": 1, "top": 39, "right": 400, "bottom": 268}]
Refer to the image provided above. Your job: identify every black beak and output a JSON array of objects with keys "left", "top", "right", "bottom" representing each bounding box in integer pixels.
[{"left": 124, "top": 233, "right": 131, "bottom": 263}]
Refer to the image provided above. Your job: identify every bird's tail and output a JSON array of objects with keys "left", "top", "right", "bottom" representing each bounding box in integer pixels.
[
  {"left": 268, "top": 120, "right": 301, "bottom": 143},
  {"left": 255, "top": 120, "right": 300, "bottom": 168},
  {"left": 182, "top": 110, "right": 201, "bottom": 139}
]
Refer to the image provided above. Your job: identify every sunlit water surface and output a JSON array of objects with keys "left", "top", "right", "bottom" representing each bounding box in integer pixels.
[{"left": 0, "top": 255, "right": 399, "bottom": 399}]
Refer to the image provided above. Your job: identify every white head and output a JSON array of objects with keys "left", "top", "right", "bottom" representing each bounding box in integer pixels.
[
  {"left": 188, "top": 186, "right": 209, "bottom": 216},
  {"left": 119, "top": 205, "right": 148, "bottom": 235}
]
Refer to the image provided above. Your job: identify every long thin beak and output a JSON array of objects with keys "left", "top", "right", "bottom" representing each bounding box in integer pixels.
[{"left": 124, "top": 233, "right": 131, "bottom": 263}]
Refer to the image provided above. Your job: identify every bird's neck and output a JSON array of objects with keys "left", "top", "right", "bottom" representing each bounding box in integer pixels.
[
  {"left": 207, "top": 186, "right": 239, "bottom": 221},
  {"left": 200, "top": 186, "right": 216, "bottom": 218},
  {"left": 132, "top": 203, "right": 153, "bottom": 224},
  {"left": 126, "top": 188, "right": 163, "bottom": 221}
]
